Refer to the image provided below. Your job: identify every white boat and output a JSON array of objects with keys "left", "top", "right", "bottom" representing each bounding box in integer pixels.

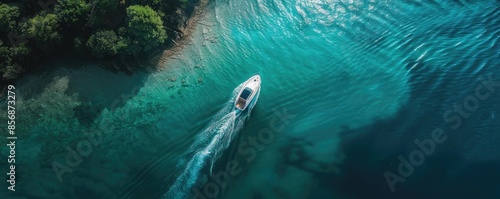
[{"left": 235, "top": 74, "right": 261, "bottom": 112}]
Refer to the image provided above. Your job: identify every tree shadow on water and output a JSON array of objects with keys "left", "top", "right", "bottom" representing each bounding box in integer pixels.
[
  {"left": 66, "top": 69, "right": 148, "bottom": 127},
  {"left": 17, "top": 54, "right": 150, "bottom": 127}
]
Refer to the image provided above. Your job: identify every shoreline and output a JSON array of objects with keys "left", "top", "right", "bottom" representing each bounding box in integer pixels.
[
  {"left": 150, "top": 0, "right": 211, "bottom": 71},
  {"left": 0, "top": 1, "right": 209, "bottom": 89}
]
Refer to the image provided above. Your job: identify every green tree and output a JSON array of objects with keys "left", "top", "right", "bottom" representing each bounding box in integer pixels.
[
  {"left": 86, "top": 30, "right": 126, "bottom": 58},
  {"left": 0, "top": 43, "right": 10, "bottom": 64},
  {"left": 0, "top": 4, "right": 20, "bottom": 31},
  {"left": 125, "top": 5, "right": 167, "bottom": 54},
  {"left": 27, "top": 13, "right": 61, "bottom": 52},
  {"left": 9, "top": 43, "right": 31, "bottom": 61},
  {"left": 54, "top": 0, "right": 91, "bottom": 24},
  {"left": 2, "top": 64, "right": 23, "bottom": 81},
  {"left": 0, "top": 40, "right": 31, "bottom": 81},
  {"left": 88, "top": 0, "right": 120, "bottom": 28}
]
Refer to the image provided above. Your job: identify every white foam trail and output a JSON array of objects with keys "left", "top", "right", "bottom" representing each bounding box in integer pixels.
[{"left": 165, "top": 84, "right": 250, "bottom": 199}]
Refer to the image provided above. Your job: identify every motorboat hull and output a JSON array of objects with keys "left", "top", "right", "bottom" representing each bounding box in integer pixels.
[{"left": 234, "top": 75, "right": 261, "bottom": 112}]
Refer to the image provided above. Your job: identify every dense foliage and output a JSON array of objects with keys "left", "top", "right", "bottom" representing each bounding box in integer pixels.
[
  {"left": 126, "top": 5, "right": 167, "bottom": 53},
  {"left": 86, "top": 30, "right": 126, "bottom": 58},
  {"left": 0, "top": 3, "right": 19, "bottom": 31},
  {"left": 27, "top": 12, "right": 62, "bottom": 52},
  {"left": 0, "top": 0, "right": 197, "bottom": 85},
  {"left": 54, "top": 0, "right": 91, "bottom": 24}
]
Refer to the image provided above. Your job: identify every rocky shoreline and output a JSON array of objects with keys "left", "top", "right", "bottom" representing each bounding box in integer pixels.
[{"left": 149, "top": 0, "right": 211, "bottom": 71}]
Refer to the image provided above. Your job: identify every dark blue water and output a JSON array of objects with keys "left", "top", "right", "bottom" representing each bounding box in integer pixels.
[{"left": 1, "top": 0, "right": 500, "bottom": 198}]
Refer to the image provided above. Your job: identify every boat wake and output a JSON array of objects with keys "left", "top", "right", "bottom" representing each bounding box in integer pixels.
[{"left": 164, "top": 84, "right": 251, "bottom": 199}]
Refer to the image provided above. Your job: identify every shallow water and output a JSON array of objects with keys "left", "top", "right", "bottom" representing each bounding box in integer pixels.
[{"left": 1, "top": 0, "right": 500, "bottom": 199}]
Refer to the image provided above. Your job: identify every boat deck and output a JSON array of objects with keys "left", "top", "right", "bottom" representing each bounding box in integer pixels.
[{"left": 236, "top": 97, "right": 246, "bottom": 110}]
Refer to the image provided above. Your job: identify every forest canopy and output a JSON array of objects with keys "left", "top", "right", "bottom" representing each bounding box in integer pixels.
[{"left": 0, "top": 0, "right": 197, "bottom": 85}]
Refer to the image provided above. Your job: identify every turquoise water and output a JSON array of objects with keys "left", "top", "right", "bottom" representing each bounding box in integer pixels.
[{"left": 1, "top": 0, "right": 500, "bottom": 198}]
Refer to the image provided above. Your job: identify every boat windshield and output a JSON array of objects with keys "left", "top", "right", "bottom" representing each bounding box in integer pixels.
[{"left": 240, "top": 88, "right": 253, "bottom": 100}]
